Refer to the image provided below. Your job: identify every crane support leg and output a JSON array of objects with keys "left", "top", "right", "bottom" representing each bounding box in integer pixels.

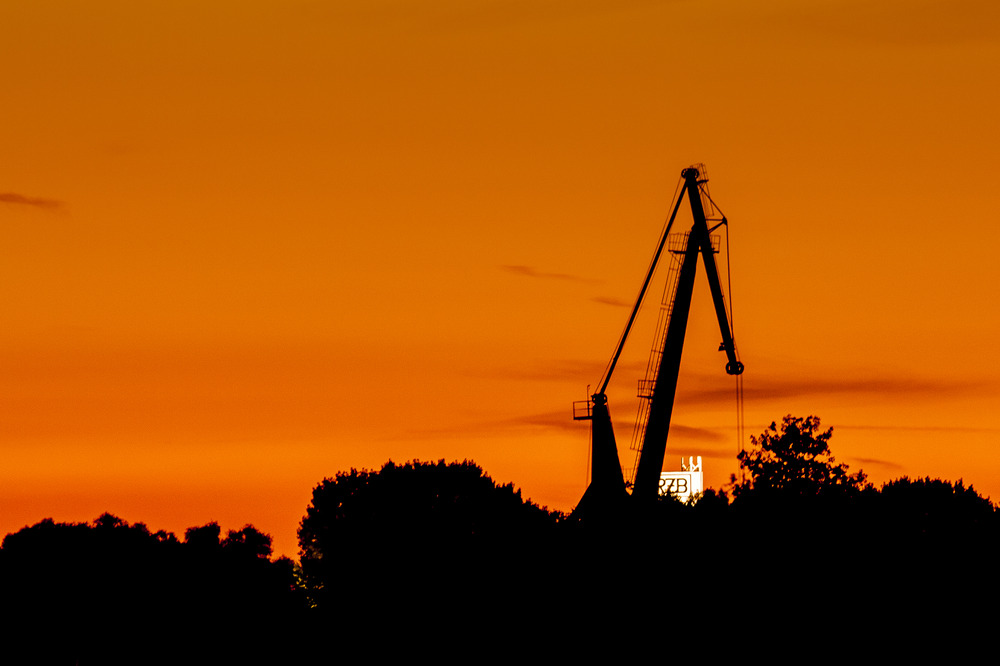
[
  {"left": 631, "top": 226, "right": 701, "bottom": 501},
  {"left": 572, "top": 393, "right": 627, "bottom": 520}
]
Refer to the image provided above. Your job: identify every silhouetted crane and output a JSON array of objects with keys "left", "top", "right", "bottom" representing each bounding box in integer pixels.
[{"left": 572, "top": 165, "right": 743, "bottom": 520}]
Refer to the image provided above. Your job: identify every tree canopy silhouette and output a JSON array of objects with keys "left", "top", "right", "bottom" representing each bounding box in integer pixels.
[
  {"left": 298, "top": 459, "right": 557, "bottom": 555},
  {"left": 732, "top": 414, "right": 867, "bottom": 498},
  {"left": 297, "top": 459, "right": 561, "bottom": 625},
  {"left": 1, "top": 514, "right": 306, "bottom": 664},
  {"left": 873, "top": 476, "right": 996, "bottom": 543}
]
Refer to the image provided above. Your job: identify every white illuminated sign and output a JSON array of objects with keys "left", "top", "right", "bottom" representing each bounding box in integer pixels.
[{"left": 658, "top": 456, "right": 703, "bottom": 503}]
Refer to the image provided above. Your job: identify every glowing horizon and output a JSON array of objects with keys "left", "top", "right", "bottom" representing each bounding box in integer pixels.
[{"left": 3, "top": 0, "right": 999, "bottom": 557}]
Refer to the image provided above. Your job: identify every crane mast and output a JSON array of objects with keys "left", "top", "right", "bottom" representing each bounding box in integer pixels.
[{"left": 573, "top": 166, "right": 743, "bottom": 517}]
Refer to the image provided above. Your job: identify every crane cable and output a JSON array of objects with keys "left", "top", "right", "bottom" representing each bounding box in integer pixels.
[
  {"left": 700, "top": 182, "right": 747, "bottom": 481},
  {"left": 595, "top": 175, "right": 686, "bottom": 393},
  {"left": 723, "top": 219, "right": 747, "bottom": 484}
]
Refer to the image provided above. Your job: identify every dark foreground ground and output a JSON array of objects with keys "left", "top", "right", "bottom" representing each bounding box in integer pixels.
[{"left": 2, "top": 492, "right": 996, "bottom": 664}]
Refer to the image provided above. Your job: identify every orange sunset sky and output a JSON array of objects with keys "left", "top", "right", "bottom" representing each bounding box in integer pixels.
[{"left": 3, "top": 0, "right": 999, "bottom": 557}]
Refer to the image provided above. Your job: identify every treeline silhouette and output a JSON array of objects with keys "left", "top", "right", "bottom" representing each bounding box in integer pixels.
[
  {"left": 3, "top": 417, "right": 998, "bottom": 660},
  {"left": 1, "top": 515, "right": 306, "bottom": 664}
]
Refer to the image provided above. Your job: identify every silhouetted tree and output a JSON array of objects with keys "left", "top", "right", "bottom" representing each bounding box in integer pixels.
[
  {"left": 222, "top": 524, "right": 274, "bottom": 559},
  {"left": 732, "top": 414, "right": 867, "bottom": 498},
  {"left": 1, "top": 514, "right": 307, "bottom": 664},
  {"left": 870, "top": 476, "right": 996, "bottom": 543},
  {"left": 299, "top": 459, "right": 557, "bottom": 559},
  {"left": 297, "top": 459, "right": 561, "bottom": 630},
  {"left": 693, "top": 487, "right": 730, "bottom": 511},
  {"left": 184, "top": 521, "right": 222, "bottom": 549}
]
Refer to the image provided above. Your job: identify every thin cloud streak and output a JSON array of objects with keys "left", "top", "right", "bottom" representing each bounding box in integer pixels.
[
  {"left": 0, "top": 192, "right": 63, "bottom": 210},
  {"left": 500, "top": 265, "right": 596, "bottom": 284},
  {"left": 398, "top": 410, "right": 582, "bottom": 440},
  {"left": 675, "top": 375, "right": 992, "bottom": 408},
  {"left": 853, "top": 457, "right": 906, "bottom": 472},
  {"left": 475, "top": 360, "right": 990, "bottom": 409},
  {"left": 836, "top": 424, "right": 1000, "bottom": 434},
  {"left": 785, "top": 0, "right": 1000, "bottom": 47},
  {"left": 401, "top": 410, "right": 731, "bottom": 442},
  {"left": 472, "top": 358, "right": 644, "bottom": 383},
  {"left": 659, "top": 442, "right": 739, "bottom": 462},
  {"left": 591, "top": 295, "right": 631, "bottom": 308},
  {"left": 661, "top": 424, "right": 728, "bottom": 443}
]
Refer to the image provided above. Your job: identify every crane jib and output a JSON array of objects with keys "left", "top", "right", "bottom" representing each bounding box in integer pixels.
[{"left": 572, "top": 165, "right": 744, "bottom": 519}]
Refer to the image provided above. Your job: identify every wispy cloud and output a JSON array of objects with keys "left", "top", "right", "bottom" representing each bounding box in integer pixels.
[
  {"left": 658, "top": 442, "right": 740, "bottom": 462},
  {"left": 665, "top": 424, "right": 728, "bottom": 443},
  {"left": 852, "top": 456, "right": 906, "bottom": 472},
  {"left": 500, "top": 265, "right": 596, "bottom": 284},
  {"left": 511, "top": 410, "right": 583, "bottom": 433},
  {"left": 476, "top": 359, "right": 991, "bottom": 409},
  {"left": 473, "top": 358, "right": 607, "bottom": 383},
  {"left": 399, "top": 408, "right": 734, "bottom": 445},
  {"left": 674, "top": 374, "right": 992, "bottom": 409},
  {"left": 837, "top": 424, "right": 1000, "bottom": 434},
  {"left": 785, "top": 0, "right": 1000, "bottom": 47},
  {"left": 342, "top": 0, "right": 684, "bottom": 34},
  {"left": 398, "top": 410, "right": 583, "bottom": 440},
  {"left": 0, "top": 192, "right": 63, "bottom": 210},
  {"left": 591, "top": 295, "right": 631, "bottom": 308}
]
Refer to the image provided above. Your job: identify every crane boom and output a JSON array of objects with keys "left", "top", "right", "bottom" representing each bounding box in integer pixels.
[
  {"left": 632, "top": 166, "right": 742, "bottom": 500},
  {"left": 573, "top": 165, "right": 743, "bottom": 516}
]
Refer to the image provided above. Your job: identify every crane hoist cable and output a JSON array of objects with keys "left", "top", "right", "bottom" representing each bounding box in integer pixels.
[
  {"left": 720, "top": 218, "right": 747, "bottom": 480},
  {"left": 701, "top": 180, "right": 747, "bottom": 469}
]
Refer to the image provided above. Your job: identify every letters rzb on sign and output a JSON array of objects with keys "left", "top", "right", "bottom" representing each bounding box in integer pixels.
[{"left": 657, "top": 456, "right": 703, "bottom": 503}]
